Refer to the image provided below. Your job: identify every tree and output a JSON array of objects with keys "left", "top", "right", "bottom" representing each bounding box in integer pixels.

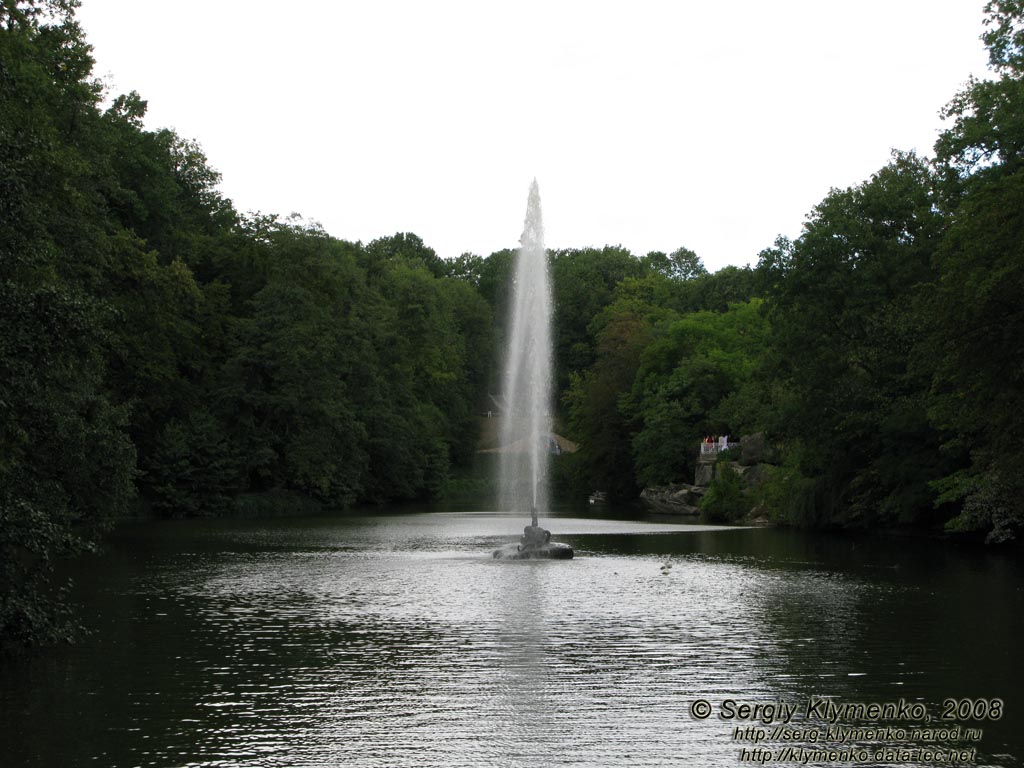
[
  {"left": 227, "top": 225, "right": 372, "bottom": 505},
  {"left": 760, "top": 153, "right": 949, "bottom": 528},
  {"left": 0, "top": 283, "right": 136, "bottom": 650},
  {"left": 935, "top": 0, "right": 1024, "bottom": 193},
  {"left": 643, "top": 246, "right": 707, "bottom": 281},
  {"left": 439, "top": 252, "right": 486, "bottom": 286},
  {"left": 0, "top": 0, "right": 139, "bottom": 649},
  {"left": 565, "top": 301, "right": 654, "bottom": 500},
  {"left": 926, "top": 2, "right": 1024, "bottom": 541},
  {"left": 0, "top": 0, "right": 495, "bottom": 652},
  {"left": 550, "top": 246, "right": 644, "bottom": 396},
  {"left": 364, "top": 232, "right": 445, "bottom": 278},
  {"left": 627, "top": 300, "right": 768, "bottom": 487}
]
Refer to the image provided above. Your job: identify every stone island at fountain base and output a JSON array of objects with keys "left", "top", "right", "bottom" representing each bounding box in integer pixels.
[
  {"left": 493, "top": 511, "right": 574, "bottom": 560},
  {"left": 492, "top": 539, "right": 574, "bottom": 560}
]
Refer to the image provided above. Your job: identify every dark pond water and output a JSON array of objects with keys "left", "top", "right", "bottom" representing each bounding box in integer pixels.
[{"left": 2, "top": 509, "right": 1022, "bottom": 767}]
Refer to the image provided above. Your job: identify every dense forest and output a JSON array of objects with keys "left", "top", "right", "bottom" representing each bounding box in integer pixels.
[{"left": 2, "top": 0, "right": 1023, "bottom": 650}]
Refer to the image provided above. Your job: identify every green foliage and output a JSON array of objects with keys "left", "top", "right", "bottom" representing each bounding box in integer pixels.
[
  {"left": 7, "top": 0, "right": 1024, "bottom": 654},
  {"left": 239, "top": 228, "right": 373, "bottom": 504},
  {"left": 642, "top": 246, "right": 707, "bottom": 281},
  {"left": 549, "top": 451, "right": 589, "bottom": 502},
  {"left": 0, "top": 283, "right": 135, "bottom": 650},
  {"left": 555, "top": 0, "right": 1024, "bottom": 541},
  {"left": 685, "top": 266, "right": 760, "bottom": 313},
  {"left": 0, "top": 6, "right": 137, "bottom": 650},
  {"left": 0, "top": 2, "right": 497, "bottom": 648},
  {"left": 564, "top": 297, "right": 655, "bottom": 500},
  {"left": 751, "top": 459, "right": 822, "bottom": 528},
  {"left": 147, "top": 409, "right": 241, "bottom": 517},
  {"left": 700, "top": 462, "right": 747, "bottom": 522},
  {"left": 744, "top": 0, "right": 1024, "bottom": 540},
  {"left": 935, "top": 1, "right": 1024, "bottom": 189},
  {"left": 365, "top": 232, "right": 444, "bottom": 278},
  {"left": 759, "top": 152, "right": 950, "bottom": 528},
  {"left": 550, "top": 246, "right": 645, "bottom": 393},
  {"left": 925, "top": 129, "right": 1024, "bottom": 543},
  {"left": 937, "top": 472, "right": 1019, "bottom": 544},
  {"left": 628, "top": 300, "right": 769, "bottom": 487},
  {"left": 923, "top": 0, "right": 1024, "bottom": 541}
]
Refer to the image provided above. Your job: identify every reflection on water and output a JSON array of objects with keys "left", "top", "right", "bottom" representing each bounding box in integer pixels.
[{"left": 1, "top": 511, "right": 1021, "bottom": 767}]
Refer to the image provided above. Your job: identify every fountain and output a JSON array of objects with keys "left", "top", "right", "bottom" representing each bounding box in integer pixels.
[{"left": 493, "top": 181, "right": 573, "bottom": 560}]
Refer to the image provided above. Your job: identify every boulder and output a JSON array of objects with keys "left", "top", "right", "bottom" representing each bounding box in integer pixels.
[
  {"left": 669, "top": 486, "right": 703, "bottom": 505},
  {"left": 738, "top": 463, "right": 766, "bottom": 488},
  {"left": 695, "top": 461, "right": 714, "bottom": 487},
  {"left": 640, "top": 484, "right": 703, "bottom": 515},
  {"left": 740, "top": 432, "right": 765, "bottom": 465}
]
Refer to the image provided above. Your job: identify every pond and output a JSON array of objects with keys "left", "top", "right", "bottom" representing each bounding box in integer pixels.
[{"left": 2, "top": 509, "right": 1021, "bottom": 767}]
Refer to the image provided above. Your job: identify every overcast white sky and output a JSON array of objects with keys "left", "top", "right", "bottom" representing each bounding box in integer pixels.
[{"left": 77, "top": 0, "right": 991, "bottom": 271}]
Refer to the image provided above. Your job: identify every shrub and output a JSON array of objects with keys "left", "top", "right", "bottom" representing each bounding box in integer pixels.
[{"left": 700, "top": 462, "right": 747, "bottom": 522}]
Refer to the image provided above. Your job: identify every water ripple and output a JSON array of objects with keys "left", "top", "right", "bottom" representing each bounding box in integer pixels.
[{"left": 2, "top": 515, "right": 1021, "bottom": 767}]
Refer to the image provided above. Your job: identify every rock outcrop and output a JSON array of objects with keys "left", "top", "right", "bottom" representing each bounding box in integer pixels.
[
  {"left": 640, "top": 483, "right": 707, "bottom": 515},
  {"left": 695, "top": 457, "right": 715, "bottom": 486},
  {"left": 641, "top": 434, "right": 779, "bottom": 519},
  {"left": 740, "top": 432, "right": 765, "bottom": 465}
]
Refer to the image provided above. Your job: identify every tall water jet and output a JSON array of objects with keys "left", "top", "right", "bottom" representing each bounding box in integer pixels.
[
  {"left": 493, "top": 180, "right": 573, "bottom": 560},
  {"left": 499, "top": 180, "right": 551, "bottom": 515}
]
